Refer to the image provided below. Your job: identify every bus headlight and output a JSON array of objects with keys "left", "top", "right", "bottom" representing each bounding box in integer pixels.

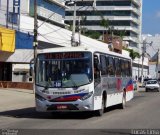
[{"left": 81, "top": 91, "right": 93, "bottom": 101}]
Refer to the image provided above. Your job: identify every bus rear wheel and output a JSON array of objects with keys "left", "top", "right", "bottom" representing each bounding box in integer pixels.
[{"left": 95, "top": 97, "right": 105, "bottom": 116}]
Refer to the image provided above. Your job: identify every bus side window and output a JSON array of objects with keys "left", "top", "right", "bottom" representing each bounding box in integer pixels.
[
  {"left": 121, "top": 59, "right": 125, "bottom": 77},
  {"left": 94, "top": 55, "right": 100, "bottom": 80},
  {"left": 108, "top": 56, "right": 115, "bottom": 76},
  {"left": 100, "top": 55, "right": 107, "bottom": 75},
  {"left": 128, "top": 61, "right": 132, "bottom": 77},
  {"left": 105, "top": 56, "right": 109, "bottom": 75},
  {"left": 124, "top": 61, "right": 129, "bottom": 76},
  {"left": 115, "top": 58, "right": 121, "bottom": 76}
]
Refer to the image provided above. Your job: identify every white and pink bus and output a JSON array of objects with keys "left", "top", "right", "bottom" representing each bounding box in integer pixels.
[{"left": 34, "top": 46, "right": 133, "bottom": 116}]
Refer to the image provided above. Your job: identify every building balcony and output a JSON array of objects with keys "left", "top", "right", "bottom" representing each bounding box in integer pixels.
[
  {"left": 132, "top": 0, "right": 141, "bottom": 7},
  {"left": 47, "top": 0, "right": 66, "bottom": 8},
  {"left": 66, "top": 15, "right": 139, "bottom": 22},
  {"left": 67, "top": 5, "right": 140, "bottom": 16},
  {"left": 80, "top": 25, "right": 139, "bottom": 35},
  {"left": 123, "top": 36, "right": 139, "bottom": 44}
]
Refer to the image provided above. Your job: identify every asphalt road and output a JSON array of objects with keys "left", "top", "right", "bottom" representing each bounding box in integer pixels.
[{"left": 0, "top": 88, "right": 160, "bottom": 134}]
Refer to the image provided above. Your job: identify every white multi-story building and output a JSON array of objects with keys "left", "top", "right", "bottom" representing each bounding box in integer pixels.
[
  {"left": 0, "top": 0, "right": 66, "bottom": 82},
  {"left": 142, "top": 34, "right": 160, "bottom": 78},
  {"left": 0, "top": 0, "right": 66, "bottom": 29},
  {"left": 0, "top": 0, "right": 114, "bottom": 83},
  {"left": 65, "top": 0, "right": 142, "bottom": 52}
]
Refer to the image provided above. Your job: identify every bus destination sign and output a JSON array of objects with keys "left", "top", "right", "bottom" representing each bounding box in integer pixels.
[{"left": 45, "top": 52, "right": 84, "bottom": 59}]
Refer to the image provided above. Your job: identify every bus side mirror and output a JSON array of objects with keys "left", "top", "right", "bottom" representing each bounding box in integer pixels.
[
  {"left": 29, "top": 59, "right": 34, "bottom": 76},
  {"left": 29, "top": 66, "right": 33, "bottom": 76}
]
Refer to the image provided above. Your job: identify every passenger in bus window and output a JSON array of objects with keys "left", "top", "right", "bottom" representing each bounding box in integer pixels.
[
  {"left": 94, "top": 67, "right": 98, "bottom": 79},
  {"left": 108, "top": 65, "right": 112, "bottom": 75},
  {"left": 52, "top": 65, "right": 61, "bottom": 81}
]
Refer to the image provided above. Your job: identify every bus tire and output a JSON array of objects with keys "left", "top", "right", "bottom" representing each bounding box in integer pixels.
[
  {"left": 119, "top": 92, "right": 126, "bottom": 109},
  {"left": 95, "top": 97, "right": 105, "bottom": 116}
]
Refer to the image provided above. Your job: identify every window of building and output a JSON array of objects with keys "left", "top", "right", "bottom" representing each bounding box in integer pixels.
[
  {"left": 8, "top": 12, "right": 18, "bottom": 24},
  {"left": 76, "top": 1, "right": 93, "bottom": 6},
  {"left": 96, "top": 1, "right": 131, "bottom": 6}
]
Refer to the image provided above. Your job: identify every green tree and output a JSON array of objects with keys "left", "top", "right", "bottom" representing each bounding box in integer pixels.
[
  {"left": 123, "top": 48, "right": 140, "bottom": 60},
  {"left": 85, "top": 30, "right": 101, "bottom": 39},
  {"left": 100, "top": 16, "right": 109, "bottom": 40}
]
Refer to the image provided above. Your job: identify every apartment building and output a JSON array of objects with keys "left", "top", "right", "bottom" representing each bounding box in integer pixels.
[
  {"left": 142, "top": 34, "right": 160, "bottom": 78},
  {"left": 0, "top": 0, "right": 66, "bottom": 29},
  {"left": 0, "top": 0, "right": 66, "bottom": 82},
  {"left": 65, "top": 0, "right": 142, "bottom": 52}
]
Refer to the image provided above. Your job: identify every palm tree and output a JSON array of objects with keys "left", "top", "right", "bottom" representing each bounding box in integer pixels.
[
  {"left": 100, "top": 16, "right": 109, "bottom": 41},
  {"left": 119, "top": 30, "right": 126, "bottom": 40},
  {"left": 123, "top": 48, "right": 140, "bottom": 60}
]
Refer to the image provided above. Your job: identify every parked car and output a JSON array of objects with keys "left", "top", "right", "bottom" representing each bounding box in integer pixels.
[
  {"left": 145, "top": 80, "right": 160, "bottom": 92},
  {"left": 142, "top": 78, "right": 152, "bottom": 87},
  {"left": 133, "top": 80, "right": 138, "bottom": 90}
]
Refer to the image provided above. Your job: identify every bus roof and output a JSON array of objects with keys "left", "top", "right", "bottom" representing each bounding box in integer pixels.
[{"left": 39, "top": 46, "right": 131, "bottom": 60}]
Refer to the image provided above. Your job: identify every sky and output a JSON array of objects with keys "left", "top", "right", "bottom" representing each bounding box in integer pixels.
[{"left": 142, "top": 0, "right": 160, "bottom": 35}]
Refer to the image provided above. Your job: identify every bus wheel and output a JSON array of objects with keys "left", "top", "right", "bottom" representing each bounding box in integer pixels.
[
  {"left": 119, "top": 92, "right": 126, "bottom": 109},
  {"left": 95, "top": 97, "right": 105, "bottom": 116}
]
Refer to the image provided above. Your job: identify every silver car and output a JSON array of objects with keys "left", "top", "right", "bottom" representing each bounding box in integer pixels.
[
  {"left": 145, "top": 80, "right": 160, "bottom": 92},
  {"left": 142, "top": 78, "right": 152, "bottom": 87}
]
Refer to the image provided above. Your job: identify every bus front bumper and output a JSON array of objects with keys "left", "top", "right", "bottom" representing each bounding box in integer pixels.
[{"left": 35, "top": 98, "right": 93, "bottom": 112}]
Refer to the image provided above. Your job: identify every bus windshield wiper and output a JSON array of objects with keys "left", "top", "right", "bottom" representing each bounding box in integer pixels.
[
  {"left": 42, "top": 84, "right": 49, "bottom": 93},
  {"left": 42, "top": 79, "right": 51, "bottom": 92},
  {"left": 70, "top": 78, "right": 79, "bottom": 88}
]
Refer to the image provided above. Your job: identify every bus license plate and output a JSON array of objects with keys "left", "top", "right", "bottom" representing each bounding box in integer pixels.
[{"left": 57, "top": 105, "right": 67, "bottom": 110}]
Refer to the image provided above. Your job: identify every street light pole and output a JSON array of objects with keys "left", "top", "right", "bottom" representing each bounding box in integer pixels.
[
  {"left": 71, "top": 1, "right": 76, "bottom": 46},
  {"left": 6, "top": 0, "right": 9, "bottom": 28},
  {"left": 157, "top": 49, "right": 159, "bottom": 78},
  {"left": 78, "top": 17, "right": 81, "bottom": 45},
  {"left": 33, "top": 0, "right": 38, "bottom": 65},
  {"left": 141, "top": 41, "right": 146, "bottom": 83}
]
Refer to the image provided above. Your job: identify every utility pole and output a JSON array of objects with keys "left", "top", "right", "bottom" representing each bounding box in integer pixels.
[
  {"left": 71, "top": 1, "right": 76, "bottom": 46},
  {"left": 32, "top": 0, "right": 38, "bottom": 93},
  {"left": 6, "top": 0, "right": 9, "bottom": 28},
  {"left": 78, "top": 17, "right": 81, "bottom": 45},
  {"left": 157, "top": 49, "right": 159, "bottom": 79},
  {"left": 33, "top": 0, "right": 38, "bottom": 65}
]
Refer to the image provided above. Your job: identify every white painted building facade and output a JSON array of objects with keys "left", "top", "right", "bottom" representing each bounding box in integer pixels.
[
  {"left": 65, "top": 0, "right": 143, "bottom": 52},
  {"left": 142, "top": 34, "right": 160, "bottom": 79}
]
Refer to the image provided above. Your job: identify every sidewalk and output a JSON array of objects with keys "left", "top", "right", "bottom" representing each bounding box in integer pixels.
[
  {"left": 137, "top": 82, "right": 142, "bottom": 87},
  {"left": 0, "top": 88, "right": 34, "bottom": 94},
  {"left": 0, "top": 88, "right": 34, "bottom": 112}
]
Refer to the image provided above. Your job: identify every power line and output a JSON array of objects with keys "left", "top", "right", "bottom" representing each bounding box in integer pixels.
[
  {"left": 38, "top": 0, "right": 67, "bottom": 29},
  {"left": 151, "top": 45, "right": 157, "bottom": 52},
  {"left": 39, "top": 27, "right": 62, "bottom": 35},
  {"left": 44, "top": 23, "right": 71, "bottom": 39},
  {"left": 40, "top": 33, "right": 70, "bottom": 41},
  {"left": 39, "top": 33, "right": 70, "bottom": 45}
]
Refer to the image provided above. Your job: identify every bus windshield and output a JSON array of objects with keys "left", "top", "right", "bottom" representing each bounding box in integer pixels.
[{"left": 36, "top": 52, "right": 93, "bottom": 88}]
